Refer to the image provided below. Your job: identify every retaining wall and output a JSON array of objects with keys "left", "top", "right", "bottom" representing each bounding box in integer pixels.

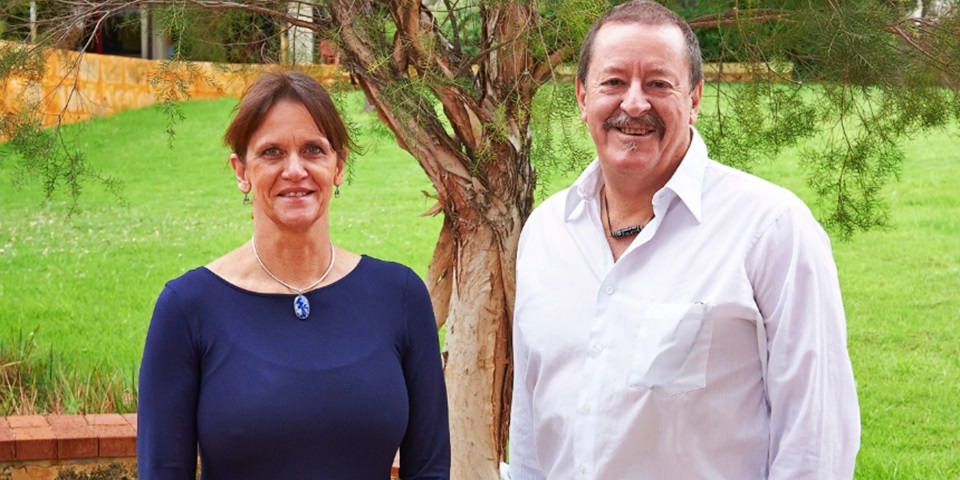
[
  {"left": 0, "top": 414, "right": 400, "bottom": 479},
  {"left": 0, "top": 42, "right": 347, "bottom": 129}
]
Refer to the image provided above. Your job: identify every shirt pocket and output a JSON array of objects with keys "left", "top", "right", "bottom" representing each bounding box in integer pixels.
[{"left": 626, "top": 302, "right": 714, "bottom": 395}]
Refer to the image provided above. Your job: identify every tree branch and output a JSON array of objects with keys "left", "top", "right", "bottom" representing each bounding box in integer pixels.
[{"left": 687, "top": 8, "right": 797, "bottom": 29}]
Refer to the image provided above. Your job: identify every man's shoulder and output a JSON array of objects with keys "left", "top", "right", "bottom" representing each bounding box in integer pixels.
[
  {"left": 704, "top": 159, "right": 806, "bottom": 209},
  {"left": 523, "top": 187, "right": 575, "bottom": 230},
  {"left": 536, "top": 185, "right": 577, "bottom": 213}
]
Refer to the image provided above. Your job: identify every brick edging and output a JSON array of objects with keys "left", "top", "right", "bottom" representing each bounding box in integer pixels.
[
  {"left": 0, "top": 414, "right": 137, "bottom": 461},
  {"left": 1, "top": 414, "right": 400, "bottom": 477}
]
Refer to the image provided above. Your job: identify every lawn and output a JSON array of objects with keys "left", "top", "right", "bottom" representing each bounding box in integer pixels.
[{"left": 1, "top": 90, "right": 958, "bottom": 478}]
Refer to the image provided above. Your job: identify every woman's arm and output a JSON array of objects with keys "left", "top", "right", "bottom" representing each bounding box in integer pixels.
[
  {"left": 398, "top": 270, "right": 451, "bottom": 479},
  {"left": 138, "top": 285, "right": 201, "bottom": 480}
]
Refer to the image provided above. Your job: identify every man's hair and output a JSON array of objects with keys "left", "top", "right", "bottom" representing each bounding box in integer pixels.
[
  {"left": 577, "top": 0, "right": 703, "bottom": 90},
  {"left": 224, "top": 70, "right": 352, "bottom": 162}
]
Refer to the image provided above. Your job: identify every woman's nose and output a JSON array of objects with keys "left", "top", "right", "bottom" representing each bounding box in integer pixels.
[{"left": 282, "top": 154, "right": 308, "bottom": 179}]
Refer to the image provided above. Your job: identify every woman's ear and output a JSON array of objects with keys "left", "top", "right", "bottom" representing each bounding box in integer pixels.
[
  {"left": 335, "top": 150, "right": 347, "bottom": 186},
  {"left": 230, "top": 153, "right": 249, "bottom": 193}
]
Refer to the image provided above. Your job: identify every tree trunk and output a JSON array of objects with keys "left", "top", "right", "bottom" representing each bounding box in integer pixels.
[
  {"left": 442, "top": 192, "right": 527, "bottom": 479},
  {"left": 325, "top": 0, "right": 539, "bottom": 475},
  {"left": 286, "top": 1, "right": 314, "bottom": 65}
]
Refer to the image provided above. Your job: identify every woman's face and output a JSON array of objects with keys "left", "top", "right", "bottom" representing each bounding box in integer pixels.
[{"left": 231, "top": 99, "right": 345, "bottom": 233}]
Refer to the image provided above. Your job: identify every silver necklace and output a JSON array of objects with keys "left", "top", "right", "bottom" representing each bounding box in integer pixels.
[{"left": 251, "top": 237, "right": 335, "bottom": 320}]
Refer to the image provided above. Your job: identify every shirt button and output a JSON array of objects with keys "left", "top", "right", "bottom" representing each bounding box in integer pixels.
[
  {"left": 579, "top": 464, "right": 587, "bottom": 474},
  {"left": 605, "top": 286, "right": 614, "bottom": 295},
  {"left": 592, "top": 344, "right": 603, "bottom": 354},
  {"left": 580, "top": 405, "right": 591, "bottom": 414}
]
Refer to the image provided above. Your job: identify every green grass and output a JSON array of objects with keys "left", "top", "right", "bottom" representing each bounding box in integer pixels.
[
  {"left": 0, "top": 93, "right": 441, "bottom": 398},
  {"left": 1, "top": 91, "right": 959, "bottom": 477}
]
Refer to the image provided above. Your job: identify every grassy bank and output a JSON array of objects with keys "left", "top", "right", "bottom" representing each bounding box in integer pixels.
[{"left": 1, "top": 91, "right": 958, "bottom": 477}]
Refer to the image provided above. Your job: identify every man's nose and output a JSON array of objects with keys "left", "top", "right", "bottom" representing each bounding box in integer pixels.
[{"left": 620, "top": 82, "right": 651, "bottom": 117}]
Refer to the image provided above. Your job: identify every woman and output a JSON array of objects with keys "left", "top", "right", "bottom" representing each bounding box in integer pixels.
[{"left": 137, "top": 71, "right": 450, "bottom": 479}]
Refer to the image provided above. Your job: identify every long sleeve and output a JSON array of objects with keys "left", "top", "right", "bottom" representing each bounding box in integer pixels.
[
  {"left": 398, "top": 270, "right": 451, "bottom": 479},
  {"left": 507, "top": 309, "right": 547, "bottom": 480},
  {"left": 138, "top": 285, "right": 200, "bottom": 480},
  {"left": 747, "top": 206, "right": 861, "bottom": 479},
  {"left": 507, "top": 226, "right": 548, "bottom": 480}
]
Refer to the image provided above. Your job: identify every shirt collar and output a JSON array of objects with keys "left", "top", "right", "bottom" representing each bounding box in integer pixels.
[{"left": 564, "top": 127, "right": 708, "bottom": 223}]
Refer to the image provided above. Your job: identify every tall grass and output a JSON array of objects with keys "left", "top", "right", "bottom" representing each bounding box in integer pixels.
[
  {"left": 0, "top": 90, "right": 958, "bottom": 477},
  {"left": 1, "top": 328, "right": 136, "bottom": 414}
]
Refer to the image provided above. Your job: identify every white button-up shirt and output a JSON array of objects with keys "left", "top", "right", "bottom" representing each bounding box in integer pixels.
[{"left": 509, "top": 129, "right": 860, "bottom": 479}]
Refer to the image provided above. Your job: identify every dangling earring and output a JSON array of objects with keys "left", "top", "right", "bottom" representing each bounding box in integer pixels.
[
  {"left": 334, "top": 186, "right": 341, "bottom": 198},
  {"left": 243, "top": 192, "right": 251, "bottom": 205}
]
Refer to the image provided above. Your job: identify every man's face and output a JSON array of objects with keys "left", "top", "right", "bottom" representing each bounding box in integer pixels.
[{"left": 576, "top": 22, "right": 702, "bottom": 185}]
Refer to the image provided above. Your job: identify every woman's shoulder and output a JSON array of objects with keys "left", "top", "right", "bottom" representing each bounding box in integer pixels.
[
  {"left": 354, "top": 255, "right": 424, "bottom": 288},
  {"left": 161, "top": 267, "right": 222, "bottom": 299},
  {"left": 354, "top": 255, "right": 426, "bottom": 290}
]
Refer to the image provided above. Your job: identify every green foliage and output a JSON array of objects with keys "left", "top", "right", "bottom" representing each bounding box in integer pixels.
[
  {"left": 433, "top": 0, "right": 483, "bottom": 62},
  {"left": 162, "top": 4, "right": 283, "bottom": 64},
  {"left": 2, "top": 0, "right": 959, "bottom": 236},
  {"left": 697, "top": 82, "right": 818, "bottom": 170},
  {"left": 0, "top": 1, "right": 41, "bottom": 42},
  {"left": 529, "top": 80, "right": 593, "bottom": 198},
  {"left": 0, "top": 110, "right": 125, "bottom": 214},
  {"left": 787, "top": 3, "right": 903, "bottom": 84},
  {"left": 532, "top": 0, "right": 606, "bottom": 64},
  {"left": 0, "top": 40, "right": 42, "bottom": 80}
]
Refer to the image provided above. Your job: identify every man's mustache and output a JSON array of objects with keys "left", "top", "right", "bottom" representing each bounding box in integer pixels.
[{"left": 603, "top": 112, "right": 665, "bottom": 136}]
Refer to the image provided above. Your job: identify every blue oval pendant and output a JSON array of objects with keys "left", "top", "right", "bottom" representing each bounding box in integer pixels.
[{"left": 293, "top": 294, "right": 310, "bottom": 320}]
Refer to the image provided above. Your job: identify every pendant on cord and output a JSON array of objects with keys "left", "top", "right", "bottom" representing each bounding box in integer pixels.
[
  {"left": 294, "top": 294, "right": 311, "bottom": 320},
  {"left": 611, "top": 224, "right": 645, "bottom": 238}
]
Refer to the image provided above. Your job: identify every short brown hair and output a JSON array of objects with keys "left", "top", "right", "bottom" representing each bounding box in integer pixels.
[
  {"left": 577, "top": 1, "right": 703, "bottom": 90},
  {"left": 224, "top": 70, "right": 352, "bottom": 162}
]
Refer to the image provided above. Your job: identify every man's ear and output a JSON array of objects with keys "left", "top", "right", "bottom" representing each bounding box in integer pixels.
[
  {"left": 689, "top": 81, "right": 703, "bottom": 125},
  {"left": 575, "top": 78, "right": 588, "bottom": 122}
]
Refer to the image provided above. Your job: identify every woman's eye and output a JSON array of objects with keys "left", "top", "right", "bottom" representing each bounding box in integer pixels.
[
  {"left": 262, "top": 147, "right": 282, "bottom": 157},
  {"left": 304, "top": 145, "right": 326, "bottom": 155}
]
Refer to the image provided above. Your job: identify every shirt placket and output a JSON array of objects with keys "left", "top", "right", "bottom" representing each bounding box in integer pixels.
[{"left": 573, "top": 267, "right": 620, "bottom": 479}]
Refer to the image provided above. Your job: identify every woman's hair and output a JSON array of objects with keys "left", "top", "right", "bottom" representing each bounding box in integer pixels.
[
  {"left": 576, "top": 0, "right": 703, "bottom": 90},
  {"left": 224, "top": 70, "right": 352, "bottom": 162}
]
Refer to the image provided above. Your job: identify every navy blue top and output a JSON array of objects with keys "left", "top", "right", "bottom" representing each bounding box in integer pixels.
[{"left": 137, "top": 256, "right": 450, "bottom": 479}]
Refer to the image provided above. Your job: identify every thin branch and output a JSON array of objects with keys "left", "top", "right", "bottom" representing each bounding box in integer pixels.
[
  {"left": 687, "top": 8, "right": 797, "bottom": 29},
  {"left": 883, "top": 23, "right": 953, "bottom": 70}
]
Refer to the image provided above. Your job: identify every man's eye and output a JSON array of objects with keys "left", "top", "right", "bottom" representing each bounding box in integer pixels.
[{"left": 602, "top": 79, "right": 624, "bottom": 86}]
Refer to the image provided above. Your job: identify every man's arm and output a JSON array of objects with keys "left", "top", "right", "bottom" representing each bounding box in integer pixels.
[
  {"left": 747, "top": 206, "right": 861, "bottom": 479},
  {"left": 507, "top": 317, "right": 548, "bottom": 480}
]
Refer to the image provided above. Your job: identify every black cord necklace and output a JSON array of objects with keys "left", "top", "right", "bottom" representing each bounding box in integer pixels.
[{"left": 603, "top": 188, "right": 655, "bottom": 238}]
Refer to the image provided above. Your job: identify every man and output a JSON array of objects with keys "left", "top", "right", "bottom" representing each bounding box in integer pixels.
[{"left": 508, "top": 1, "right": 860, "bottom": 479}]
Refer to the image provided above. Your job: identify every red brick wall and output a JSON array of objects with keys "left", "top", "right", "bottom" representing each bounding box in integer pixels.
[{"left": 0, "top": 414, "right": 400, "bottom": 479}]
